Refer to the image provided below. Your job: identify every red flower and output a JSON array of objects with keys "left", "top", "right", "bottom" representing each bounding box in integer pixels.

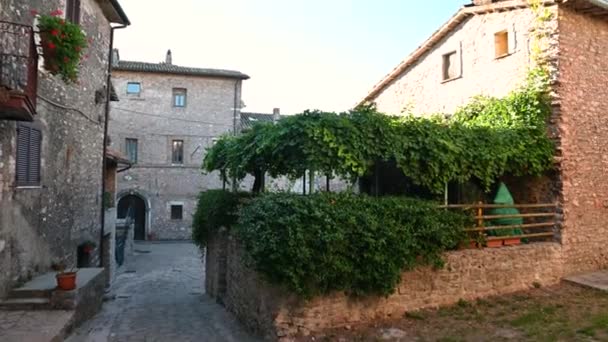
[
  {"left": 47, "top": 42, "right": 56, "bottom": 49},
  {"left": 59, "top": 19, "right": 65, "bottom": 25},
  {"left": 30, "top": 9, "right": 39, "bottom": 16},
  {"left": 75, "top": 46, "right": 81, "bottom": 52},
  {"left": 50, "top": 9, "right": 63, "bottom": 16},
  {"left": 51, "top": 29, "right": 59, "bottom": 36},
  {"left": 87, "top": 38, "right": 93, "bottom": 44},
  {"left": 61, "top": 34, "right": 66, "bottom": 39},
  {"left": 63, "top": 57, "right": 70, "bottom": 63}
]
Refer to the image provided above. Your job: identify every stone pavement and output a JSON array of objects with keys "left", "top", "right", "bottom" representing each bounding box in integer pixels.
[
  {"left": 66, "top": 242, "right": 260, "bottom": 342},
  {"left": 564, "top": 269, "right": 608, "bottom": 291},
  {"left": 0, "top": 310, "right": 74, "bottom": 342}
]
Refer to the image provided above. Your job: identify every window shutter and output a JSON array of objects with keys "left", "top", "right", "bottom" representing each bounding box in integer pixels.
[
  {"left": 16, "top": 125, "right": 30, "bottom": 185},
  {"left": 28, "top": 128, "right": 41, "bottom": 184}
]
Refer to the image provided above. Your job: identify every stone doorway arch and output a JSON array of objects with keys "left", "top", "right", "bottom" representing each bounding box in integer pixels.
[{"left": 117, "top": 193, "right": 148, "bottom": 240}]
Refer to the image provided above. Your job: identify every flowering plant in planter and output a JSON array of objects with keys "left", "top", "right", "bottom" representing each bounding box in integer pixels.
[{"left": 34, "top": 9, "right": 88, "bottom": 83}]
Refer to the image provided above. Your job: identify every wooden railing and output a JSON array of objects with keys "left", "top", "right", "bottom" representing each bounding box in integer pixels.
[{"left": 440, "top": 203, "right": 558, "bottom": 248}]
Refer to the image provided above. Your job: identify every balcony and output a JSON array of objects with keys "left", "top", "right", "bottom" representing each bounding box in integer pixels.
[{"left": 0, "top": 21, "right": 38, "bottom": 121}]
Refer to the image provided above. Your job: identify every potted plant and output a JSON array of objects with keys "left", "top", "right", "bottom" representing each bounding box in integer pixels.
[
  {"left": 51, "top": 260, "right": 78, "bottom": 291},
  {"left": 81, "top": 240, "right": 96, "bottom": 254},
  {"left": 34, "top": 9, "right": 88, "bottom": 83}
]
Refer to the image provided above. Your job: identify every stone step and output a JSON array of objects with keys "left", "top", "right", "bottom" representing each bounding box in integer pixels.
[
  {"left": 9, "top": 288, "right": 53, "bottom": 299},
  {"left": 0, "top": 297, "right": 51, "bottom": 311}
]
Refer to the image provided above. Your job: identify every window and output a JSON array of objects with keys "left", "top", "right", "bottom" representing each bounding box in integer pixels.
[
  {"left": 495, "top": 30, "right": 509, "bottom": 58},
  {"left": 125, "top": 138, "right": 138, "bottom": 163},
  {"left": 172, "top": 140, "right": 184, "bottom": 164},
  {"left": 16, "top": 123, "right": 42, "bottom": 187},
  {"left": 442, "top": 51, "right": 459, "bottom": 81},
  {"left": 126, "top": 82, "right": 141, "bottom": 95},
  {"left": 170, "top": 204, "right": 183, "bottom": 220},
  {"left": 173, "top": 88, "right": 187, "bottom": 107},
  {"left": 66, "top": 0, "right": 81, "bottom": 24}
]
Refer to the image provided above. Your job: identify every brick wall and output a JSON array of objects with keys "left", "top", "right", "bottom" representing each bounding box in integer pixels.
[
  {"left": 0, "top": 0, "right": 115, "bottom": 297},
  {"left": 205, "top": 234, "right": 564, "bottom": 340},
  {"left": 557, "top": 7, "right": 608, "bottom": 275}
]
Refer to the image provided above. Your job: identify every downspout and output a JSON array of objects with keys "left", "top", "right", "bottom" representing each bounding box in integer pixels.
[
  {"left": 100, "top": 23, "right": 128, "bottom": 268},
  {"left": 231, "top": 80, "right": 239, "bottom": 191}
]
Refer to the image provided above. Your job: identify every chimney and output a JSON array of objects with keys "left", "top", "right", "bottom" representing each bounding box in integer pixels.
[
  {"left": 111, "top": 49, "right": 120, "bottom": 67},
  {"left": 165, "top": 49, "right": 172, "bottom": 65},
  {"left": 272, "top": 108, "right": 281, "bottom": 122}
]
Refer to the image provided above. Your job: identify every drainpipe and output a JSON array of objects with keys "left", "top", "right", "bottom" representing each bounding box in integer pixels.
[
  {"left": 231, "top": 80, "right": 240, "bottom": 191},
  {"left": 100, "top": 23, "right": 128, "bottom": 268}
]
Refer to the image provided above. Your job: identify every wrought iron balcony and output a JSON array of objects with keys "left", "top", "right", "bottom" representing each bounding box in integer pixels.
[{"left": 0, "top": 21, "right": 38, "bottom": 121}]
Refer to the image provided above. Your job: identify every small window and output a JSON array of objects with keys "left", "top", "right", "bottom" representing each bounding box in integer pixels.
[
  {"left": 172, "top": 140, "right": 184, "bottom": 164},
  {"left": 170, "top": 204, "right": 183, "bottom": 220},
  {"left": 127, "top": 82, "right": 141, "bottom": 95},
  {"left": 125, "top": 138, "right": 138, "bottom": 163},
  {"left": 66, "top": 0, "right": 81, "bottom": 24},
  {"left": 442, "top": 51, "right": 458, "bottom": 81},
  {"left": 495, "top": 31, "right": 509, "bottom": 58},
  {"left": 173, "top": 88, "right": 187, "bottom": 107},
  {"left": 16, "top": 123, "right": 42, "bottom": 187}
]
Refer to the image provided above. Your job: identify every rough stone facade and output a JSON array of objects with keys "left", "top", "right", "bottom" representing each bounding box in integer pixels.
[
  {"left": 556, "top": 6, "right": 608, "bottom": 274},
  {"left": 109, "top": 62, "right": 247, "bottom": 240},
  {"left": 366, "top": 0, "right": 608, "bottom": 275},
  {"left": 372, "top": 6, "right": 546, "bottom": 116},
  {"left": 0, "top": 0, "right": 126, "bottom": 298},
  {"left": 205, "top": 234, "right": 563, "bottom": 340}
]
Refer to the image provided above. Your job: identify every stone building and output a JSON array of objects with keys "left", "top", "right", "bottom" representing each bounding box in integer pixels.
[
  {"left": 0, "top": 0, "right": 129, "bottom": 298},
  {"left": 362, "top": 0, "right": 608, "bottom": 275},
  {"left": 109, "top": 51, "right": 249, "bottom": 240}
]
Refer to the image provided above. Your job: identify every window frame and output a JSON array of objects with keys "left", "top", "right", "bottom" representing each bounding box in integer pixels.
[
  {"left": 170, "top": 204, "right": 183, "bottom": 220},
  {"left": 126, "top": 82, "right": 141, "bottom": 96},
  {"left": 442, "top": 51, "right": 458, "bottom": 81},
  {"left": 171, "top": 139, "right": 184, "bottom": 165},
  {"left": 15, "top": 123, "right": 42, "bottom": 187},
  {"left": 172, "top": 88, "right": 187, "bottom": 108},
  {"left": 66, "top": 0, "right": 81, "bottom": 24},
  {"left": 125, "top": 138, "right": 138, "bottom": 164}
]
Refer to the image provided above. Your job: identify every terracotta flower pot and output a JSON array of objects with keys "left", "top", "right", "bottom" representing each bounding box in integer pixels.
[
  {"left": 503, "top": 238, "right": 521, "bottom": 246},
  {"left": 486, "top": 239, "right": 503, "bottom": 248},
  {"left": 56, "top": 272, "right": 77, "bottom": 291}
]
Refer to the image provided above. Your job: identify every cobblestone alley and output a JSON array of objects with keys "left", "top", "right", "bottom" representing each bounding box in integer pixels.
[{"left": 66, "top": 242, "right": 259, "bottom": 342}]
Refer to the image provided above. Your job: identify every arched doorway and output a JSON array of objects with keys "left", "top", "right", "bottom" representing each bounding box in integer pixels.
[{"left": 117, "top": 194, "right": 146, "bottom": 240}]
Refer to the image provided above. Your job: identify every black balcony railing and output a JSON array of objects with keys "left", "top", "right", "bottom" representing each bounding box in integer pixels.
[{"left": 0, "top": 21, "right": 38, "bottom": 121}]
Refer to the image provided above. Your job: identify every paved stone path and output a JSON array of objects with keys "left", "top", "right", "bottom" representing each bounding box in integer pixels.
[
  {"left": 564, "top": 269, "right": 608, "bottom": 291},
  {"left": 66, "top": 242, "right": 260, "bottom": 342}
]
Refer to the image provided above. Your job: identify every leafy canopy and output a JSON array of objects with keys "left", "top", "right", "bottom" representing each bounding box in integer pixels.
[{"left": 204, "top": 82, "right": 554, "bottom": 194}]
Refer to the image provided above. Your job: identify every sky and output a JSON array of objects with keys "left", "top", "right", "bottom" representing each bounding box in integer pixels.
[{"left": 114, "top": 0, "right": 469, "bottom": 115}]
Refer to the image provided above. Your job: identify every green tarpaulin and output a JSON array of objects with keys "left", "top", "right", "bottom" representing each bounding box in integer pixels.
[{"left": 488, "top": 182, "right": 523, "bottom": 237}]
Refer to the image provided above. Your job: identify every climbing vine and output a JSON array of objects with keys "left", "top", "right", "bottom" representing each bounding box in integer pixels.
[{"left": 204, "top": 81, "right": 553, "bottom": 194}]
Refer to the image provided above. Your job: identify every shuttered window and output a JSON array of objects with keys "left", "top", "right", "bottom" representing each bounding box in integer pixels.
[
  {"left": 66, "top": 0, "right": 81, "bottom": 24},
  {"left": 16, "top": 123, "right": 42, "bottom": 187}
]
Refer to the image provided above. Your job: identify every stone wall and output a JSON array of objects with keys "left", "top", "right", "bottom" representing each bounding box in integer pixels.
[
  {"left": 372, "top": 6, "right": 555, "bottom": 116},
  {"left": 109, "top": 71, "right": 243, "bottom": 240},
  {"left": 0, "top": 0, "right": 115, "bottom": 297},
  {"left": 557, "top": 7, "right": 608, "bottom": 275},
  {"left": 205, "top": 234, "right": 564, "bottom": 340}
]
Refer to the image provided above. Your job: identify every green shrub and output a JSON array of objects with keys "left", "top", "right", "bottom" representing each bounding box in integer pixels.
[
  {"left": 235, "top": 192, "right": 471, "bottom": 298},
  {"left": 191, "top": 190, "right": 250, "bottom": 248}
]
